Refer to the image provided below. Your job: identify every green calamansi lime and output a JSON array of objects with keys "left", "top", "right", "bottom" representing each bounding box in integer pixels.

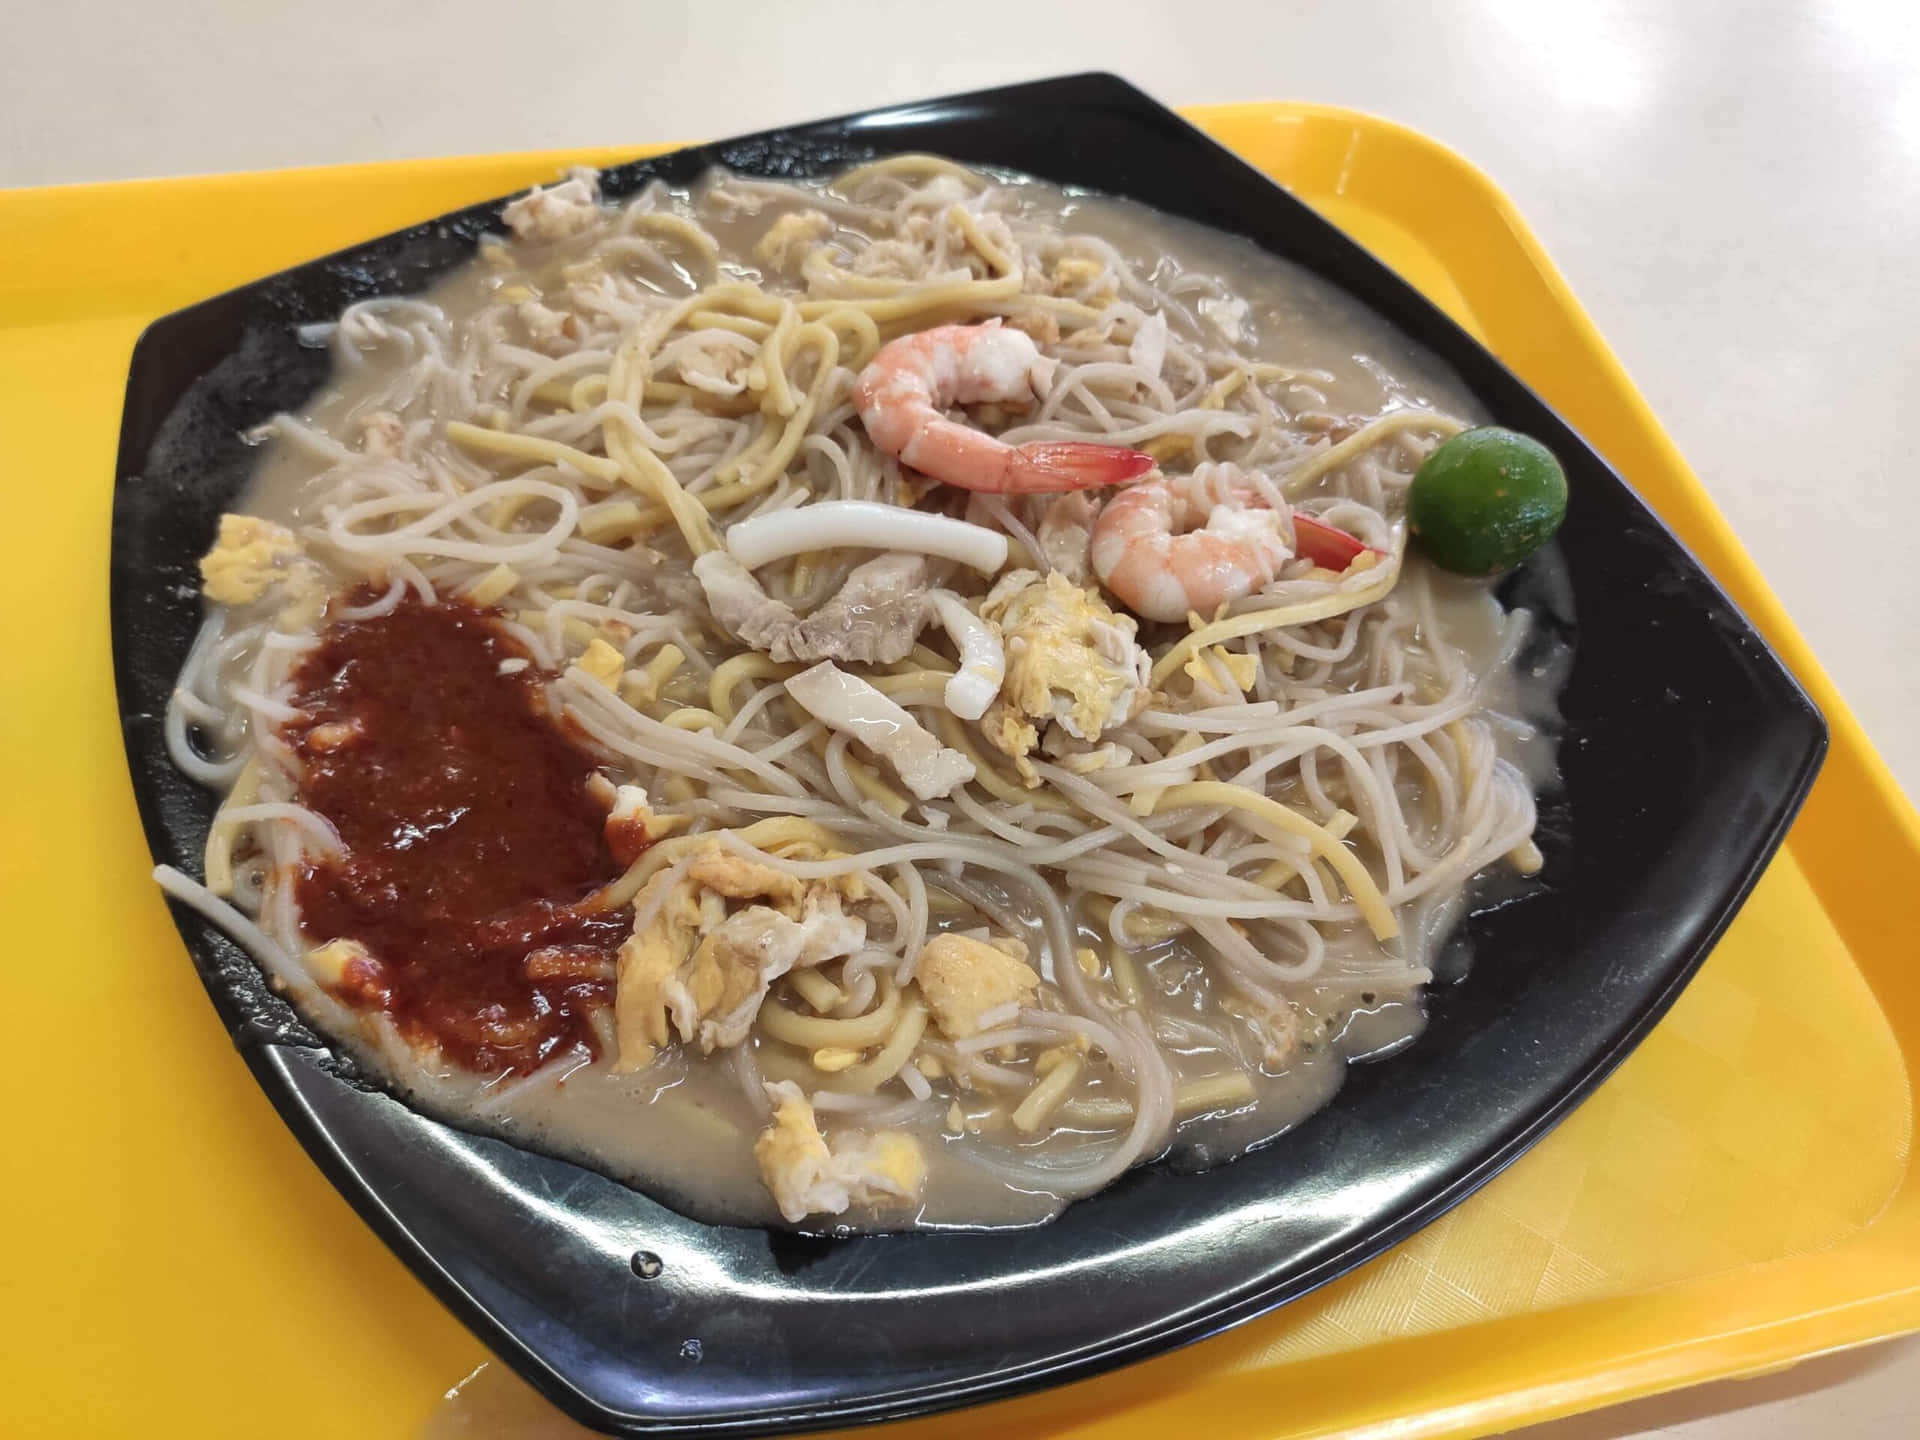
[{"left": 1408, "top": 426, "right": 1567, "bottom": 576}]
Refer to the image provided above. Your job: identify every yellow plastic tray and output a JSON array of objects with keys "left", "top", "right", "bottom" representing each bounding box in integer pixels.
[{"left": 3, "top": 103, "right": 1916, "bottom": 1440}]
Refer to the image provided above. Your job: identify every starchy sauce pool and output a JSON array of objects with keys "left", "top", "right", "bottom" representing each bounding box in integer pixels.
[{"left": 284, "top": 591, "right": 631, "bottom": 1074}]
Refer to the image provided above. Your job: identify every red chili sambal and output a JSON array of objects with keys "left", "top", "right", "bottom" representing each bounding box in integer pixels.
[{"left": 283, "top": 591, "right": 632, "bottom": 1074}]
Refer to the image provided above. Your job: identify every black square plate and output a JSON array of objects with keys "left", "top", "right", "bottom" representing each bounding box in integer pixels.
[{"left": 111, "top": 73, "right": 1825, "bottom": 1435}]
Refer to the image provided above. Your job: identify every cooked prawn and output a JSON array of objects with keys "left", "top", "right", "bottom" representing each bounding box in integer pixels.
[
  {"left": 1091, "top": 467, "right": 1380, "bottom": 622},
  {"left": 1091, "top": 469, "right": 1289, "bottom": 622},
  {"left": 854, "top": 320, "right": 1154, "bottom": 493}
]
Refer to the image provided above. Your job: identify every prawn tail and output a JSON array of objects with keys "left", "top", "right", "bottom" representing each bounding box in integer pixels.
[
  {"left": 1292, "top": 513, "right": 1380, "bottom": 571},
  {"left": 1002, "top": 442, "right": 1156, "bottom": 494}
]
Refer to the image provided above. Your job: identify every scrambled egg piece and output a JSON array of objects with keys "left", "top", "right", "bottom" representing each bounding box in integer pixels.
[
  {"left": 601, "top": 784, "right": 691, "bottom": 866},
  {"left": 916, "top": 932, "right": 1040, "bottom": 1039},
  {"left": 688, "top": 849, "right": 806, "bottom": 907},
  {"left": 617, "top": 643, "right": 687, "bottom": 709},
  {"left": 305, "top": 938, "right": 389, "bottom": 1006},
  {"left": 612, "top": 842, "right": 867, "bottom": 1071},
  {"left": 516, "top": 297, "right": 585, "bottom": 356},
  {"left": 754, "top": 209, "right": 834, "bottom": 275},
  {"left": 618, "top": 889, "right": 863, "bottom": 1064},
  {"left": 306, "top": 937, "right": 368, "bottom": 986},
  {"left": 612, "top": 872, "right": 699, "bottom": 1066},
  {"left": 673, "top": 337, "right": 754, "bottom": 397},
  {"left": 199, "top": 514, "right": 314, "bottom": 607},
  {"left": 754, "top": 1081, "right": 926, "bottom": 1223},
  {"left": 1047, "top": 739, "right": 1130, "bottom": 774},
  {"left": 575, "top": 637, "right": 624, "bottom": 688},
  {"left": 1199, "top": 295, "right": 1252, "bottom": 345},
  {"left": 502, "top": 172, "right": 601, "bottom": 244},
  {"left": 1182, "top": 644, "right": 1259, "bottom": 705},
  {"left": 698, "top": 903, "right": 866, "bottom": 1050},
  {"left": 979, "top": 570, "right": 1151, "bottom": 783}
]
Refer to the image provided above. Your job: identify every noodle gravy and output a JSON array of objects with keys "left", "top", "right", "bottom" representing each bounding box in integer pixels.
[{"left": 208, "top": 162, "right": 1560, "bottom": 1232}]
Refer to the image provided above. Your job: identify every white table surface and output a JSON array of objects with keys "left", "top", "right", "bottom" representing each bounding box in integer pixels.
[{"left": 8, "top": 1, "right": 1915, "bottom": 1434}]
